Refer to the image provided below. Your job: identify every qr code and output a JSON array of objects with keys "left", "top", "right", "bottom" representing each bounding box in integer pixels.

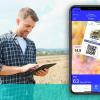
[{"left": 86, "top": 44, "right": 97, "bottom": 55}]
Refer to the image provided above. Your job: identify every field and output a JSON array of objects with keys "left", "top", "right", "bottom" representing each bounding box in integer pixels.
[{"left": 34, "top": 55, "right": 68, "bottom": 84}]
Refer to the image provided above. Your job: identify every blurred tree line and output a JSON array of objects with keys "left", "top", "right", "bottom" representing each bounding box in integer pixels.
[{"left": 36, "top": 48, "right": 68, "bottom": 56}]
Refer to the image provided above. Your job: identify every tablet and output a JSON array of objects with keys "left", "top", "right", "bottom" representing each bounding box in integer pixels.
[{"left": 30, "top": 63, "right": 56, "bottom": 74}]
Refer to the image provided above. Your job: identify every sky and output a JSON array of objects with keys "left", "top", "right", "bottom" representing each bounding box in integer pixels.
[{"left": 0, "top": 0, "right": 99, "bottom": 49}]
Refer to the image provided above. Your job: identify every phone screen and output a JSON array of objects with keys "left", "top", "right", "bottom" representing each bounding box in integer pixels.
[{"left": 70, "top": 6, "right": 100, "bottom": 93}]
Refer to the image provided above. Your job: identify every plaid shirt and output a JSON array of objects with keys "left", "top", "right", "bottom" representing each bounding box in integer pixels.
[{"left": 0, "top": 31, "right": 36, "bottom": 84}]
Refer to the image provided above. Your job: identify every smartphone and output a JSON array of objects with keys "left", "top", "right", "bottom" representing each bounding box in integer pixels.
[{"left": 69, "top": 5, "right": 100, "bottom": 94}]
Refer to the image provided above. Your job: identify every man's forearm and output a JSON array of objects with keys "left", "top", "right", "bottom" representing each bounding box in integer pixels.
[
  {"left": 0, "top": 65, "right": 22, "bottom": 75},
  {"left": 0, "top": 64, "right": 39, "bottom": 76}
]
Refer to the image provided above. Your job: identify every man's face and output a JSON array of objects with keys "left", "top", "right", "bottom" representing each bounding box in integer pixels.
[{"left": 17, "top": 16, "right": 36, "bottom": 38}]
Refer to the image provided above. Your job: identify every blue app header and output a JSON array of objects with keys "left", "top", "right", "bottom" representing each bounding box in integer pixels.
[{"left": 72, "top": 8, "right": 100, "bottom": 21}]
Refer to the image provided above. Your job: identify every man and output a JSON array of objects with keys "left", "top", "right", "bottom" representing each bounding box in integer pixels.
[{"left": 0, "top": 7, "right": 48, "bottom": 84}]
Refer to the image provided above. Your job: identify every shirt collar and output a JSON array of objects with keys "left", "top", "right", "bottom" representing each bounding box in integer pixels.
[
  {"left": 9, "top": 30, "right": 29, "bottom": 44},
  {"left": 9, "top": 30, "right": 17, "bottom": 39}
]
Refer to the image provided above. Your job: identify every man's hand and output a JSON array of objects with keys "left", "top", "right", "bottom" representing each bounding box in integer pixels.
[
  {"left": 35, "top": 68, "right": 48, "bottom": 76},
  {"left": 20, "top": 64, "right": 39, "bottom": 73}
]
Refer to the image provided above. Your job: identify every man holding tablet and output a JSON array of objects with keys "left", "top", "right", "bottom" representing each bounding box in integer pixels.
[{"left": 0, "top": 7, "right": 49, "bottom": 84}]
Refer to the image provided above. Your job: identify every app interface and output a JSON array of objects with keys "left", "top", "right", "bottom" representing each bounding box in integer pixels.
[{"left": 72, "top": 7, "right": 100, "bottom": 93}]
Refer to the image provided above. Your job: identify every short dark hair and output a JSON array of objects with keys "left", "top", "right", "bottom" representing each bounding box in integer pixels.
[{"left": 18, "top": 7, "right": 39, "bottom": 22}]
